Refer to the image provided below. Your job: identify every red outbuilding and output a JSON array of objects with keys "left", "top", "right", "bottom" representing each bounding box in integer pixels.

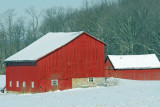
[
  {"left": 5, "top": 31, "right": 106, "bottom": 93},
  {"left": 105, "top": 54, "right": 160, "bottom": 80}
]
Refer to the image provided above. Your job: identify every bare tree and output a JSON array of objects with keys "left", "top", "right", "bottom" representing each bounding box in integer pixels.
[{"left": 26, "top": 7, "right": 41, "bottom": 44}]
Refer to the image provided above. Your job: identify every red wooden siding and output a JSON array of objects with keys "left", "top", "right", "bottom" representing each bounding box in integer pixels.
[
  {"left": 37, "top": 33, "right": 105, "bottom": 90},
  {"left": 106, "top": 59, "right": 160, "bottom": 80},
  {"left": 6, "top": 66, "right": 38, "bottom": 92},
  {"left": 38, "top": 79, "right": 72, "bottom": 92},
  {"left": 6, "top": 32, "right": 105, "bottom": 92}
]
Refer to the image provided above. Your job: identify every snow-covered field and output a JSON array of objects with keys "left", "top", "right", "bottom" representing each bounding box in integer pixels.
[
  {"left": 0, "top": 75, "right": 5, "bottom": 91},
  {"left": 1, "top": 75, "right": 160, "bottom": 107}
]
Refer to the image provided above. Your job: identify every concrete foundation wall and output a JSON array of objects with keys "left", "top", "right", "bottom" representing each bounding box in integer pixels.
[{"left": 72, "top": 77, "right": 106, "bottom": 88}]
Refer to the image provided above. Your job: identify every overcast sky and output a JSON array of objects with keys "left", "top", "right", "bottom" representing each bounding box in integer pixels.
[{"left": 0, "top": 0, "right": 83, "bottom": 15}]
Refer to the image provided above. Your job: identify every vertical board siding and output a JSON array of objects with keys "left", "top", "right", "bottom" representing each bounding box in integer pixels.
[
  {"left": 6, "top": 66, "right": 38, "bottom": 92},
  {"left": 37, "top": 33, "right": 105, "bottom": 90},
  {"left": 6, "top": 33, "right": 105, "bottom": 92}
]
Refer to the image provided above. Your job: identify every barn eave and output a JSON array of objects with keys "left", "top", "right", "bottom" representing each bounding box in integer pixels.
[{"left": 4, "top": 60, "right": 36, "bottom": 63}]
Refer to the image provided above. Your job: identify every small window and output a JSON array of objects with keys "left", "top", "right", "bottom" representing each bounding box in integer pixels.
[
  {"left": 16, "top": 81, "right": 19, "bottom": 87},
  {"left": 9, "top": 81, "right": 12, "bottom": 87},
  {"left": 31, "top": 82, "right": 34, "bottom": 88},
  {"left": 23, "top": 81, "right": 26, "bottom": 88},
  {"left": 89, "top": 78, "right": 93, "bottom": 83},
  {"left": 51, "top": 80, "right": 58, "bottom": 86}
]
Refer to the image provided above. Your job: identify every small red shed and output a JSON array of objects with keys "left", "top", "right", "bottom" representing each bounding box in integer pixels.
[
  {"left": 5, "top": 31, "right": 106, "bottom": 93},
  {"left": 105, "top": 54, "right": 160, "bottom": 80}
]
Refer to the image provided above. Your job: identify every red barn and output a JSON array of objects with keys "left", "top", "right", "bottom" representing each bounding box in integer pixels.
[
  {"left": 105, "top": 54, "right": 160, "bottom": 80},
  {"left": 5, "top": 31, "right": 106, "bottom": 93}
]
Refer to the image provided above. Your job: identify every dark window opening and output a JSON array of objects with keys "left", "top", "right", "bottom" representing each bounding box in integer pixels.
[{"left": 89, "top": 78, "right": 93, "bottom": 83}]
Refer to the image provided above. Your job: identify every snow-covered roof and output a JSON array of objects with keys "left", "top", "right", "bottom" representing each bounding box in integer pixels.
[
  {"left": 108, "top": 54, "right": 160, "bottom": 69},
  {"left": 5, "top": 31, "right": 87, "bottom": 62}
]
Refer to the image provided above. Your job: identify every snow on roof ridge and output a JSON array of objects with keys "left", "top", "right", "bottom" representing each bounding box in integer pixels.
[
  {"left": 108, "top": 54, "right": 156, "bottom": 56},
  {"left": 5, "top": 31, "right": 84, "bottom": 62},
  {"left": 108, "top": 53, "right": 156, "bottom": 56},
  {"left": 108, "top": 54, "right": 160, "bottom": 69}
]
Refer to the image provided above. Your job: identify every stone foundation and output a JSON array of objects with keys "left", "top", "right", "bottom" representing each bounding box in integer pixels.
[{"left": 72, "top": 77, "right": 107, "bottom": 88}]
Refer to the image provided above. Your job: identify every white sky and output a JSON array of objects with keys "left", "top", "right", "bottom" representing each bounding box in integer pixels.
[{"left": 0, "top": 0, "right": 83, "bottom": 15}]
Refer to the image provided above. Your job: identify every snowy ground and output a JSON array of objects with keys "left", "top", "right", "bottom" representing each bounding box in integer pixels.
[
  {"left": 1, "top": 76, "right": 160, "bottom": 107},
  {"left": 0, "top": 75, "right": 5, "bottom": 91}
]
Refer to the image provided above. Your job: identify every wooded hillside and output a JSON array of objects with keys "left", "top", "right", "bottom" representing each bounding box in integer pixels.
[{"left": 1, "top": 0, "right": 160, "bottom": 74}]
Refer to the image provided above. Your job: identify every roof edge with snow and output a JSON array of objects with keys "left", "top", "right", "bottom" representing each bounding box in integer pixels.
[
  {"left": 107, "top": 54, "right": 160, "bottom": 70},
  {"left": 5, "top": 31, "right": 106, "bottom": 62}
]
